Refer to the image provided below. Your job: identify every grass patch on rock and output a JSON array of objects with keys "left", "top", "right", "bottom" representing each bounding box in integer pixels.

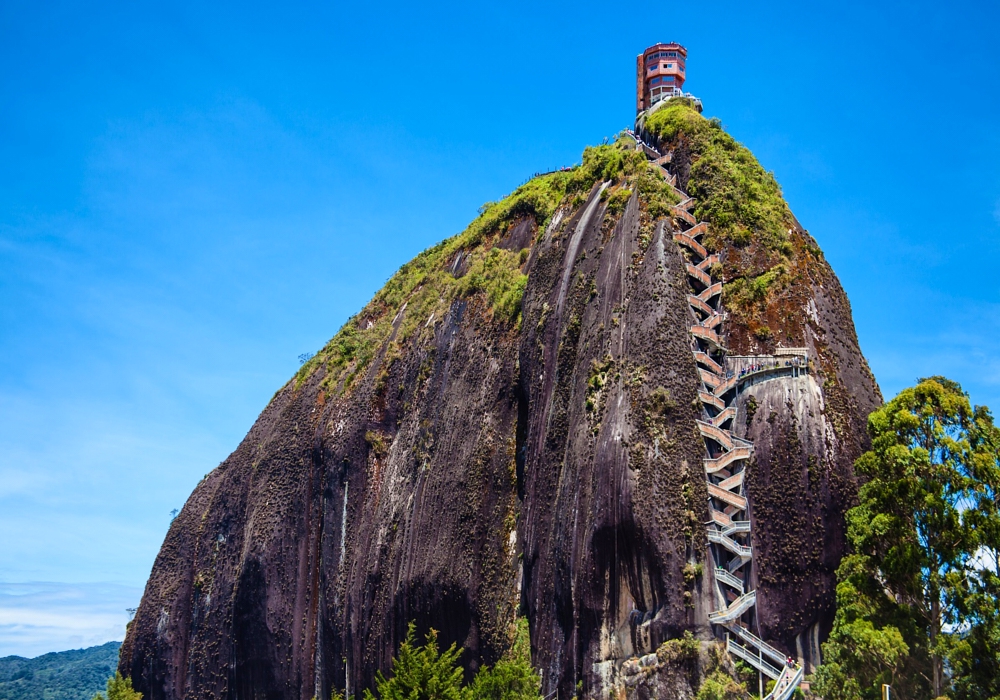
[
  {"left": 644, "top": 99, "right": 792, "bottom": 254},
  {"left": 293, "top": 140, "right": 656, "bottom": 397}
]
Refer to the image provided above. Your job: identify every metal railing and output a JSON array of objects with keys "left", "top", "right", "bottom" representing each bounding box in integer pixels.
[
  {"left": 727, "top": 638, "right": 782, "bottom": 679},
  {"left": 720, "top": 520, "right": 751, "bottom": 536},
  {"left": 726, "top": 624, "right": 786, "bottom": 667},
  {"left": 715, "top": 567, "right": 745, "bottom": 594},
  {"left": 765, "top": 664, "right": 804, "bottom": 700},
  {"left": 707, "top": 529, "right": 752, "bottom": 558},
  {"left": 636, "top": 138, "right": 801, "bottom": 700},
  {"left": 708, "top": 590, "right": 756, "bottom": 622}
]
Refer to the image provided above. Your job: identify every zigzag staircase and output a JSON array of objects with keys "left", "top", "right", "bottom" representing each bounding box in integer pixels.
[{"left": 632, "top": 133, "right": 806, "bottom": 700}]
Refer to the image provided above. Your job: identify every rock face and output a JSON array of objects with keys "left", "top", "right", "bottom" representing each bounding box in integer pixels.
[{"left": 120, "top": 107, "right": 880, "bottom": 700}]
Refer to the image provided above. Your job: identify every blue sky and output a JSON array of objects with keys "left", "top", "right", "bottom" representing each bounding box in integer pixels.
[{"left": 1, "top": 0, "right": 998, "bottom": 657}]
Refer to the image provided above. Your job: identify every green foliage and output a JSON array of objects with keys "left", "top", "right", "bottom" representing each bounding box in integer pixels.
[
  {"left": 469, "top": 174, "right": 571, "bottom": 247},
  {"left": 682, "top": 563, "right": 702, "bottom": 584},
  {"left": 364, "top": 623, "right": 467, "bottom": 700},
  {"left": 0, "top": 642, "right": 122, "bottom": 700},
  {"left": 92, "top": 672, "right": 142, "bottom": 700},
  {"left": 635, "top": 166, "right": 681, "bottom": 220},
  {"left": 460, "top": 249, "right": 528, "bottom": 325},
  {"left": 365, "top": 619, "right": 542, "bottom": 700},
  {"left": 812, "top": 551, "right": 915, "bottom": 700},
  {"left": 566, "top": 143, "right": 647, "bottom": 194},
  {"left": 603, "top": 187, "right": 633, "bottom": 217},
  {"left": 815, "top": 377, "right": 1000, "bottom": 700},
  {"left": 644, "top": 101, "right": 791, "bottom": 253},
  {"left": 585, "top": 356, "right": 614, "bottom": 413},
  {"left": 469, "top": 619, "right": 541, "bottom": 700},
  {"left": 695, "top": 669, "right": 745, "bottom": 700},
  {"left": 365, "top": 430, "right": 389, "bottom": 457},
  {"left": 655, "top": 631, "right": 699, "bottom": 666},
  {"left": 723, "top": 265, "right": 787, "bottom": 317}
]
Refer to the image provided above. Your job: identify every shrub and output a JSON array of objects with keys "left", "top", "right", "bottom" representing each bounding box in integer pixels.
[
  {"left": 461, "top": 248, "right": 528, "bottom": 325},
  {"left": 92, "top": 673, "right": 142, "bottom": 700},
  {"left": 644, "top": 101, "right": 792, "bottom": 254},
  {"left": 656, "top": 631, "right": 699, "bottom": 665},
  {"left": 694, "top": 669, "right": 745, "bottom": 700},
  {"left": 363, "top": 623, "right": 467, "bottom": 700},
  {"left": 469, "top": 619, "right": 540, "bottom": 700},
  {"left": 365, "top": 619, "right": 541, "bottom": 700},
  {"left": 603, "top": 187, "right": 633, "bottom": 217}
]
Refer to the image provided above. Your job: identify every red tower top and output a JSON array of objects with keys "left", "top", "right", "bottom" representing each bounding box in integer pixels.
[{"left": 636, "top": 42, "right": 687, "bottom": 113}]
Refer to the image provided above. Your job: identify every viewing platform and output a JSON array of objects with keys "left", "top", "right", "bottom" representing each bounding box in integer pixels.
[{"left": 723, "top": 350, "right": 809, "bottom": 389}]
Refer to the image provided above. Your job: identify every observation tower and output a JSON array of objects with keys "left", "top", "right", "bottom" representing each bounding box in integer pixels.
[{"left": 636, "top": 42, "right": 700, "bottom": 114}]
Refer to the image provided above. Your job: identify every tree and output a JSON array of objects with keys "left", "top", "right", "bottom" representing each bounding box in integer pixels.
[
  {"left": 92, "top": 672, "right": 142, "bottom": 700},
  {"left": 364, "top": 619, "right": 543, "bottom": 700},
  {"left": 468, "top": 618, "right": 541, "bottom": 700},
  {"left": 364, "top": 623, "right": 468, "bottom": 700},
  {"left": 815, "top": 377, "right": 1000, "bottom": 700}
]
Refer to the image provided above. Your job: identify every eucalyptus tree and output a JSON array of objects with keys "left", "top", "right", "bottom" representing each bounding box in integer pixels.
[{"left": 816, "top": 377, "right": 1000, "bottom": 700}]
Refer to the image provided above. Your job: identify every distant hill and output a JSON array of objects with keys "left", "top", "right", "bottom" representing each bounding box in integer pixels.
[{"left": 0, "top": 641, "right": 121, "bottom": 700}]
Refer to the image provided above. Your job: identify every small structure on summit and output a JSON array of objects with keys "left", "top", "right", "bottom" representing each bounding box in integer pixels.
[{"left": 636, "top": 42, "right": 702, "bottom": 114}]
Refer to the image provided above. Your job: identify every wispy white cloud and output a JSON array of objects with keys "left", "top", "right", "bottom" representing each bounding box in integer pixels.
[{"left": 0, "top": 582, "right": 141, "bottom": 658}]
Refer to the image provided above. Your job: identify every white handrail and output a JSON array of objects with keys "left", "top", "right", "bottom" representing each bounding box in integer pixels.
[
  {"left": 658, "top": 145, "right": 802, "bottom": 700},
  {"left": 714, "top": 567, "right": 744, "bottom": 594},
  {"left": 726, "top": 638, "right": 781, "bottom": 679},
  {"left": 707, "top": 529, "right": 752, "bottom": 558},
  {"left": 708, "top": 590, "right": 756, "bottom": 622},
  {"left": 763, "top": 664, "right": 804, "bottom": 700},
  {"left": 725, "top": 624, "right": 786, "bottom": 667}
]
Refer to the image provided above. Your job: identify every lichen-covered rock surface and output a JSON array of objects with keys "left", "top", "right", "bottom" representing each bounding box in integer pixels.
[{"left": 120, "top": 101, "right": 880, "bottom": 700}]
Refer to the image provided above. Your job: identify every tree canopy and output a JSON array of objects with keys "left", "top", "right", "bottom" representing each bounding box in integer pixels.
[
  {"left": 92, "top": 672, "right": 142, "bottom": 700},
  {"left": 363, "top": 619, "right": 541, "bottom": 700},
  {"left": 815, "top": 377, "right": 1000, "bottom": 700}
]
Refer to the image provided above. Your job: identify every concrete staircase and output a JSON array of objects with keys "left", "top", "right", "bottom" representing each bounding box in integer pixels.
[{"left": 633, "top": 138, "right": 805, "bottom": 699}]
